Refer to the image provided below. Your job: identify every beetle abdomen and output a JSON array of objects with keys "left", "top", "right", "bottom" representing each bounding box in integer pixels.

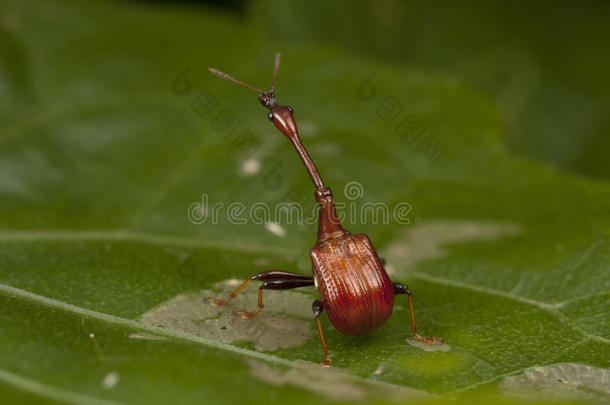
[{"left": 310, "top": 233, "right": 394, "bottom": 335}]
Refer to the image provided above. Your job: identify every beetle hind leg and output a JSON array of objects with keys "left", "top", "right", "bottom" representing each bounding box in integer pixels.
[{"left": 392, "top": 282, "right": 443, "bottom": 344}]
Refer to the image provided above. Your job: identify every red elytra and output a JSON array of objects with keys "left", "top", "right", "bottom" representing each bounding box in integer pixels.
[{"left": 311, "top": 232, "right": 394, "bottom": 335}]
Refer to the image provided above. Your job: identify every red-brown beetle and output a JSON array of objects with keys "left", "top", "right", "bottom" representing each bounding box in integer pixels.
[{"left": 206, "top": 53, "right": 442, "bottom": 366}]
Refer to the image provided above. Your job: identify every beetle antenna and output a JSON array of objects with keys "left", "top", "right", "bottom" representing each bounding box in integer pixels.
[
  {"left": 270, "top": 52, "right": 281, "bottom": 93},
  {"left": 208, "top": 68, "right": 264, "bottom": 94}
]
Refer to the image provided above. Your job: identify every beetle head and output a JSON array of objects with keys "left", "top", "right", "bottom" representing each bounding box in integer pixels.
[{"left": 265, "top": 102, "right": 297, "bottom": 138}]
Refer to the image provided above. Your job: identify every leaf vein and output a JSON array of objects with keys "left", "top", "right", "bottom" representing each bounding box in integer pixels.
[
  {"left": 411, "top": 272, "right": 610, "bottom": 344},
  {"left": 0, "top": 368, "right": 126, "bottom": 405},
  {"left": 0, "top": 229, "right": 296, "bottom": 257}
]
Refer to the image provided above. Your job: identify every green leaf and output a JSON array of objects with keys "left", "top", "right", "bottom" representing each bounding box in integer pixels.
[{"left": 0, "top": 0, "right": 608, "bottom": 404}]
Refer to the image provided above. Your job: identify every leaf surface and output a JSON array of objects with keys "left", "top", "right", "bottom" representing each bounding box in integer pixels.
[{"left": 0, "top": 0, "right": 608, "bottom": 403}]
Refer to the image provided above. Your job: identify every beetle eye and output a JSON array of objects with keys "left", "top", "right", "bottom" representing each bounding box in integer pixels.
[
  {"left": 267, "top": 111, "right": 274, "bottom": 121},
  {"left": 288, "top": 106, "right": 294, "bottom": 113}
]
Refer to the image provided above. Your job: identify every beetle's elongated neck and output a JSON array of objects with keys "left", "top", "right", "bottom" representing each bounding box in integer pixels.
[
  {"left": 285, "top": 135, "right": 346, "bottom": 241},
  {"left": 268, "top": 105, "right": 325, "bottom": 190},
  {"left": 284, "top": 132, "right": 347, "bottom": 241},
  {"left": 267, "top": 104, "right": 347, "bottom": 241},
  {"left": 286, "top": 134, "right": 324, "bottom": 190}
]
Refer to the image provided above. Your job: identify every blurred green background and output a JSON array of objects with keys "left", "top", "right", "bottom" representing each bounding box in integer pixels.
[
  {"left": 251, "top": 0, "right": 610, "bottom": 181},
  {"left": 1, "top": 0, "right": 609, "bottom": 404}
]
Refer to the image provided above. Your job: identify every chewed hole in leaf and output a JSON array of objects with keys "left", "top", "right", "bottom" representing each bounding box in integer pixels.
[
  {"left": 501, "top": 362, "right": 610, "bottom": 403},
  {"left": 245, "top": 358, "right": 431, "bottom": 401},
  {"left": 406, "top": 337, "right": 451, "bottom": 352},
  {"left": 384, "top": 220, "right": 521, "bottom": 276},
  {"left": 132, "top": 279, "right": 315, "bottom": 351}
]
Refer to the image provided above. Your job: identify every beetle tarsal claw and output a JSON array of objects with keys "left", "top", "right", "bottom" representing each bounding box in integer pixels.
[
  {"left": 204, "top": 297, "right": 227, "bottom": 307},
  {"left": 233, "top": 309, "right": 260, "bottom": 319},
  {"left": 414, "top": 334, "right": 444, "bottom": 344}
]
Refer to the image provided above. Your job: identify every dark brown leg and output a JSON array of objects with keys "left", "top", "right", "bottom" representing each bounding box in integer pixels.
[
  {"left": 313, "top": 300, "right": 331, "bottom": 367},
  {"left": 393, "top": 282, "right": 443, "bottom": 344},
  {"left": 205, "top": 270, "right": 313, "bottom": 318}
]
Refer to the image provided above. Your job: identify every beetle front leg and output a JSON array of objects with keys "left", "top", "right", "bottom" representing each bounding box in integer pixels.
[
  {"left": 392, "top": 282, "right": 443, "bottom": 344},
  {"left": 233, "top": 278, "right": 314, "bottom": 318},
  {"left": 312, "top": 300, "right": 331, "bottom": 367},
  {"left": 204, "top": 270, "right": 313, "bottom": 318}
]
